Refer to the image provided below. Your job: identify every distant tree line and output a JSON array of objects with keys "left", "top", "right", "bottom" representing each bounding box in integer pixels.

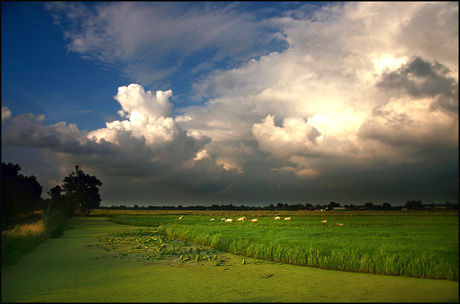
[
  {"left": 99, "top": 200, "right": 458, "bottom": 211},
  {"left": 2, "top": 161, "right": 457, "bottom": 231}
]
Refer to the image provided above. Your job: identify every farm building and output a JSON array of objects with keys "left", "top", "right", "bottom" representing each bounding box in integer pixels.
[{"left": 332, "top": 207, "right": 346, "bottom": 211}]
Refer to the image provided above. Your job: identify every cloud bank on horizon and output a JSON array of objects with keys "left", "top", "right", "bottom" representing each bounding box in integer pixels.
[{"left": 1, "top": 2, "right": 458, "bottom": 205}]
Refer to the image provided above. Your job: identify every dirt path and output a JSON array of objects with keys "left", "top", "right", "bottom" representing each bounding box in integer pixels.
[{"left": 2, "top": 217, "right": 458, "bottom": 302}]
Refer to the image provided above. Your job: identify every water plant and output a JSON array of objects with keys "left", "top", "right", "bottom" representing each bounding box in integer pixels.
[{"left": 96, "top": 229, "right": 220, "bottom": 264}]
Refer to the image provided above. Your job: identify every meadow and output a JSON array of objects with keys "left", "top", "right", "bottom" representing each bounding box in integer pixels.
[{"left": 92, "top": 209, "right": 459, "bottom": 281}]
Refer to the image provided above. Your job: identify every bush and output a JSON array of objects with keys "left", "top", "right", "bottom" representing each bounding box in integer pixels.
[{"left": 41, "top": 209, "right": 71, "bottom": 238}]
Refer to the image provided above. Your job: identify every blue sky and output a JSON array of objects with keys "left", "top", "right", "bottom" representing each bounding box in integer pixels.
[
  {"left": 2, "top": 2, "right": 125, "bottom": 131},
  {"left": 2, "top": 2, "right": 458, "bottom": 206}
]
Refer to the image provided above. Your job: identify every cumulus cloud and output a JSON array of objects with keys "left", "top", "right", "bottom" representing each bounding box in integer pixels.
[
  {"left": 377, "top": 57, "right": 458, "bottom": 113},
  {"left": 2, "top": 84, "right": 231, "bottom": 203},
  {"left": 252, "top": 115, "right": 321, "bottom": 160},
  {"left": 179, "top": 2, "right": 458, "bottom": 185},
  {"left": 86, "top": 84, "right": 212, "bottom": 167},
  {"left": 90, "top": 85, "right": 175, "bottom": 145}
]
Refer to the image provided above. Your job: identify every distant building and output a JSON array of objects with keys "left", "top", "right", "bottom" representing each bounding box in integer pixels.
[{"left": 333, "top": 207, "right": 346, "bottom": 211}]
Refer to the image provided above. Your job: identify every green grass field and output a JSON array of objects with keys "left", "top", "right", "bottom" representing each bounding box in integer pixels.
[{"left": 97, "top": 210, "right": 459, "bottom": 281}]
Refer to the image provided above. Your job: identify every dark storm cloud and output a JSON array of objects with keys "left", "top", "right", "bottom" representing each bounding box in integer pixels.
[
  {"left": 1, "top": 113, "right": 116, "bottom": 155},
  {"left": 377, "top": 56, "right": 458, "bottom": 113},
  {"left": 358, "top": 56, "right": 458, "bottom": 153}
]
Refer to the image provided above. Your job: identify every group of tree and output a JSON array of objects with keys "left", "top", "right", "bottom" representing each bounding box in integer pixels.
[
  {"left": 1, "top": 162, "right": 102, "bottom": 231},
  {"left": 46, "top": 165, "right": 102, "bottom": 217},
  {"left": 1, "top": 163, "right": 43, "bottom": 230}
]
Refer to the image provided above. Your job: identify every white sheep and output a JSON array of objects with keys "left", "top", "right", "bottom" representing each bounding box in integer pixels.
[
  {"left": 337, "top": 223, "right": 344, "bottom": 226},
  {"left": 321, "top": 220, "right": 327, "bottom": 223},
  {"left": 225, "top": 218, "right": 234, "bottom": 223},
  {"left": 221, "top": 218, "right": 226, "bottom": 221},
  {"left": 284, "top": 217, "right": 291, "bottom": 221},
  {"left": 210, "top": 218, "right": 215, "bottom": 221},
  {"left": 237, "top": 217, "right": 246, "bottom": 222},
  {"left": 274, "top": 216, "right": 281, "bottom": 220},
  {"left": 250, "top": 219, "right": 258, "bottom": 223},
  {"left": 179, "top": 216, "right": 184, "bottom": 220}
]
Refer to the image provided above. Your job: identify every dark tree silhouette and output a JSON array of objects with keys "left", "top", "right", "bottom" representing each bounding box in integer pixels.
[
  {"left": 1, "top": 162, "right": 42, "bottom": 230},
  {"left": 61, "top": 165, "right": 102, "bottom": 216},
  {"left": 382, "top": 202, "right": 392, "bottom": 210},
  {"left": 46, "top": 185, "right": 74, "bottom": 216},
  {"left": 405, "top": 200, "right": 422, "bottom": 210}
]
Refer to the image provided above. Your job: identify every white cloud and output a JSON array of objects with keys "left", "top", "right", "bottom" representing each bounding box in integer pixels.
[
  {"left": 89, "top": 84, "right": 177, "bottom": 148},
  {"left": 86, "top": 84, "right": 211, "bottom": 168},
  {"left": 252, "top": 115, "right": 320, "bottom": 160}
]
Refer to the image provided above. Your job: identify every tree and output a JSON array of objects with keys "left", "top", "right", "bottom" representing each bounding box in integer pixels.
[
  {"left": 364, "top": 202, "right": 374, "bottom": 210},
  {"left": 46, "top": 185, "right": 74, "bottom": 216},
  {"left": 405, "top": 200, "right": 422, "bottom": 210},
  {"left": 382, "top": 202, "right": 392, "bottom": 210},
  {"left": 327, "top": 201, "right": 340, "bottom": 210},
  {"left": 1, "top": 162, "right": 43, "bottom": 230},
  {"left": 61, "top": 165, "right": 102, "bottom": 216}
]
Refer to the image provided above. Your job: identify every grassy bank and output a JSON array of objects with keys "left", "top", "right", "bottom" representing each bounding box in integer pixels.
[
  {"left": 104, "top": 210, "right": 458, "bottom": 280},
  {"left": 1, "top": 220, "right": 49, "bottom": 266},
  {"left": 2, "top": 209, "right": 73, "bottom": 265}
]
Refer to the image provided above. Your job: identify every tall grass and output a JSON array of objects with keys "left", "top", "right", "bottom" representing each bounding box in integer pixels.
[
  {"left": 108, "top": 211, "right": 458, "bottom": 281},
  {"left": 2, "top": 209, "right": 72, "bottom": 266},
  {"left": 1, "top": 220, "right": 49, "bottom": 266}
]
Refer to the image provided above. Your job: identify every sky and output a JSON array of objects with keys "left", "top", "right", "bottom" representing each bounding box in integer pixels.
[{"left": 1, "top": 2, "right": 458, "bottom": 207}]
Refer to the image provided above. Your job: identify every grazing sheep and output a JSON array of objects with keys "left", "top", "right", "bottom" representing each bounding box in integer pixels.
[
  {"left": 284, "top": 217, "right": 291, "bottom": 221},
  {"left": 179, "top": 216, "right": 184, "bottom": 220},
  {"left": 337, "top": 223, "right": 344, "bottom": 226},
  {"left": 210, "top": 218, "right": 215, "bottom": 221},
  {"left": 225, "top": 218, "right": 234, "bottom": 223},
  {"left": 250, "top": 219, "right": 258, "bottom": 223},
  {"left": 321, "top": 220, "right": 327, "bottom": 223},
  {"left": 237, "top": 217, "right": 247, "bottom": 222},
  {"left": 274, "top": 216, "right": 281, "bottom": 220},
  {"left": 221, "top": 218, "right": 226, "bottom": 221}
]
